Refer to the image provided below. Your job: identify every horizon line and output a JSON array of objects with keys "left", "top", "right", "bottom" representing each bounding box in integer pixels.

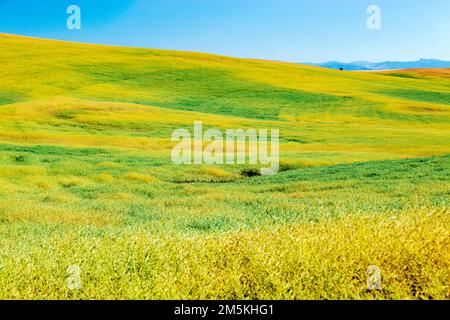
[{"left": 2, "top": 32, "right": 449, "bottom": 67}]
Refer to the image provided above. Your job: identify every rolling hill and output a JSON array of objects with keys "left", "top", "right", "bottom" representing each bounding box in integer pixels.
[
  {"left": 1, "top": 34, "right": 449, "bottom": 167},
  {"left": 0, "top": 34, "right": 449, "bottom": 299}
]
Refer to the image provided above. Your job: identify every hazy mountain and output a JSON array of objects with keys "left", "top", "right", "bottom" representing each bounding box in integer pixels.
[{"left": 303, "top": 59, "right": 450, "bottom": 71}]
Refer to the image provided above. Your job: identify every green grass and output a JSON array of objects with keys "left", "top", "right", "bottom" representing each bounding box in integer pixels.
[
  {"left": 75, "top": 65, "right": 362, "bottom": 120},
  {"left": 378, "top": 89, "right": 450, "bottom": 104},
  {"left": 0, "top": 91, "right": 23, "bottom": 105},
  {"left": 0, "top": 33, "right": 449, "bottom": 299},
  {"left": 0, "top": 155, "right": 448, "bottom": 299}
]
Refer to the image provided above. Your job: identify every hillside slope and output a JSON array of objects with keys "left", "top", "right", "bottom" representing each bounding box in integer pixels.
[
  {"left": 1, "top": 33, "right": 449, "bottom": 169},
  {"left": 0, "top": 34, "right": 449, "bottom": 300}
]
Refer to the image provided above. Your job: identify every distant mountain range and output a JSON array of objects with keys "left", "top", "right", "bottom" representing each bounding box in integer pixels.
[{"left": 303, "top": 59, "right": 450, "bottom": 71}]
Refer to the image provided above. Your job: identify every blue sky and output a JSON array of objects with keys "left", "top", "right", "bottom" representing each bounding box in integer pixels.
[{"left": 1, "top": 0, "right": 449, "bottom": 63}]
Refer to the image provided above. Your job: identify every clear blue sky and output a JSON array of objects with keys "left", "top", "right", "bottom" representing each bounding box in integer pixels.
[{"left": 1, "top": 0, "right": 449, "bottom": 63}]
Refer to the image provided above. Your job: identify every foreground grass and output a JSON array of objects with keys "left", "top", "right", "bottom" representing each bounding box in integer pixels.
[
  {"left": 0, "top": 209, "right": 448, "bottom": 300},
  {"left": 0, "top": 155, "right": 448, "bottom": 299},
  {"left": 0, "top": 34, "right": 449, "bottom": 299}
]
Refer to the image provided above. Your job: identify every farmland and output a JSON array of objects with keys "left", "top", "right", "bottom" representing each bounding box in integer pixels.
[{"left": 0, "top": 33, "right": 449, "bottom": 299}]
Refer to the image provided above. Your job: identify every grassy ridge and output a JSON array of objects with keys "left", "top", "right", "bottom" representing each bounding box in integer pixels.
[
  {"left": 1, "top": 33, "right": 449, "bottom": 165},
  {"left": 0, "top": 34, "right": 449, "bottom": 299}
]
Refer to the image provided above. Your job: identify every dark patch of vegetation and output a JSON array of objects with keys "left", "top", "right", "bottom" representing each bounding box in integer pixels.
[
  {"left": 240, "top": 168, "right": 261, "bottom": 178},
  {"left": 14, "top": 155, "right": 26, "bottom": 163}
]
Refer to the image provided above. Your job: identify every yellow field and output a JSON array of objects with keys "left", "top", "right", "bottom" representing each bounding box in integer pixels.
[{"left": 0, "top": 34, "right": 448, "bottom": 299}]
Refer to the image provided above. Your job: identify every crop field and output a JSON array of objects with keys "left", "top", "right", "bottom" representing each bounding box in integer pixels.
[{"left": 0, "top": 34, "right": 449, "bottom": 299}]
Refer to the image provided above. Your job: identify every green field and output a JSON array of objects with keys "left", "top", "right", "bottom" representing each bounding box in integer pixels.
[{"left": 0, "top": 34, "right": 449, "bottom": 299}]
